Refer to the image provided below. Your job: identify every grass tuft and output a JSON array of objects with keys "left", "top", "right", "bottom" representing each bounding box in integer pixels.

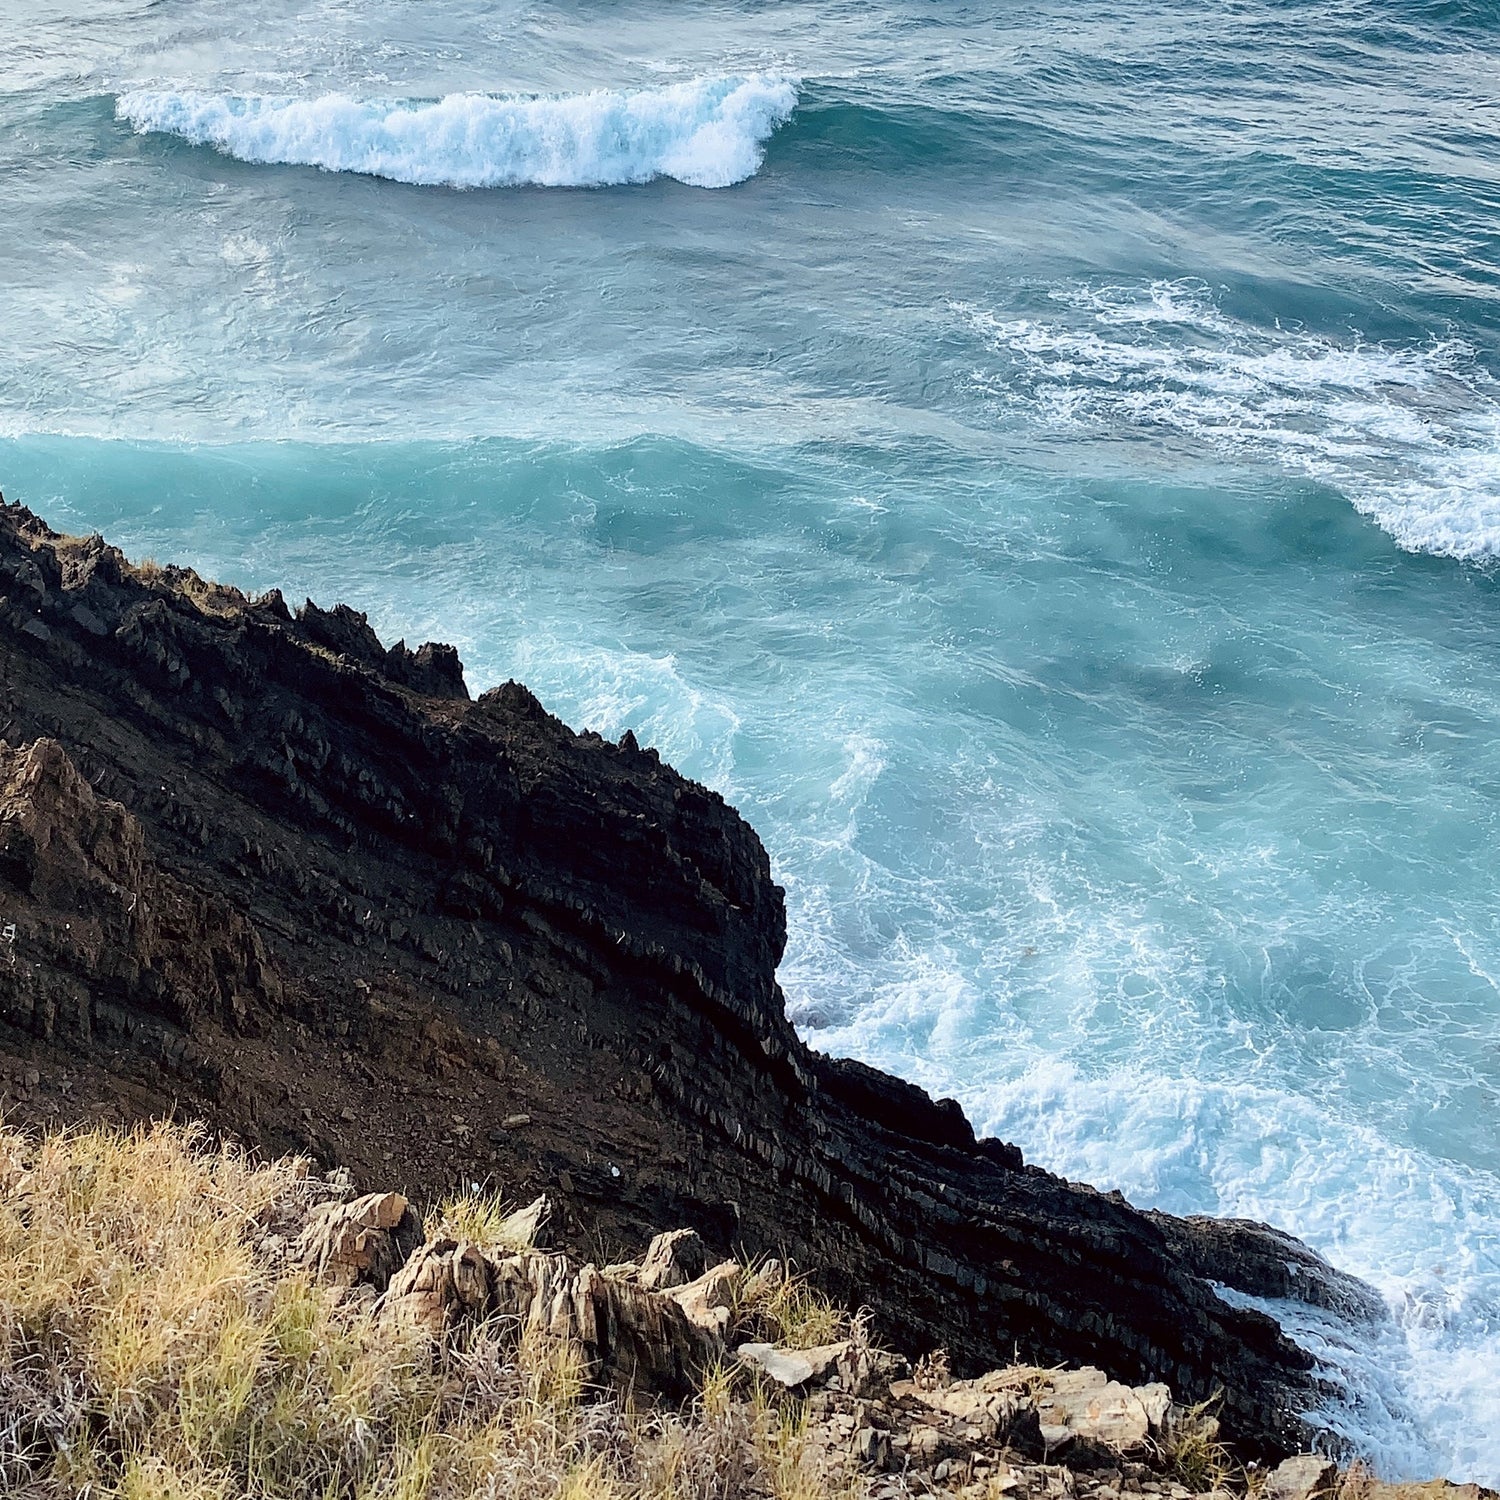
[
  {"left": 732, "top": 1261, "right": 848, "bottom": 1350},
  {"left": 1160, "top": 1395, "right": 1238, "bottom": 1493},
  {"left": 433, "top": 1189, "right": 543, "bottom": 1255}
]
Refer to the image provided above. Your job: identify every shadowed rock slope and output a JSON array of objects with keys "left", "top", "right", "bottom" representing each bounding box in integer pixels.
[{"left": 0, "top": 499, "right": 1382, "bottom": 1457}]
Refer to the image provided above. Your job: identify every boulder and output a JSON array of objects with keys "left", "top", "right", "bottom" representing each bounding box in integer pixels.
[
  {"left": 574, "top": 1264, "right": 720, "bottom": 1398},
  {"left": 1263, "top": 1456, "right": 1339, "bottom": 1500},
  {"left": 1033, "top": 1367, "right": 1172, "bottom": 1453},
  {"left": 294, "top": 1190, "right": 423, "bottom": 1291},
  {"left": 668, "top": 1260, "right": 740, "bottom": 1336},
  {"left": 499, "top": 1193, "right": 551, "bottom": 1251},
  {"left": 638, "top": 1228, "right": 708, "bottom": 1291},
  {"left": 738, "top": 1340, "right": 845, "bottom": 1389},
  {"left": 378, "top": 1238, "right": 493, "bottom": 1336}
]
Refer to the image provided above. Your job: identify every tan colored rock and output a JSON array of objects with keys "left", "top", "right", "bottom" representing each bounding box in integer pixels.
[
  {"left": 574, "top": 1264, "right": 720, "bottom": 1398},
  {"left": 378, "top": 1238, "right": 493, "bottom": 1335},
  {"left": 668, "top": 1259, "right": 740, "bottom": 1335},
  {"left": 409, "top": 1246, "right": 722, "bottom": 1398},
  {"left": 736, "top": 1339, "right": 856, "bottom": 1389},
  {"left": 1262, "top": 1457, "right": 1338, "bottom": 1500},
  {"left": 1034, "top": 1368, "right": 1172, "bottom": 1453},
  {"left": 499, "top": 1193, "right": 551, "bottom": 1250},
  {"left": 294, "top": 1190, "right": 422, "bottom": 1291},
  {"left": 637, "top": 1228, "right": 707, "bottom": 1291},
  {"left": 1366, "top": 1485, "right": 1499, "bottom": 1500},
  {"left": 489, "top": 1250, "right": 578, "bottom": 1337}
]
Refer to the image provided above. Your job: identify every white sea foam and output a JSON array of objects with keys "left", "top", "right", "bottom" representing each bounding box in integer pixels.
[
  {"left": 785, "top": 794, "right": 1500, "bottom": 1482},
  {"left": 955, "top": 281, "right": 1500, "bottom": 561},
  {"left": 799, "top": 963, "right": 1500, "bottom": 1483},
  {"left": 115, "top": 74, "right": 798, "bottom": 189}
]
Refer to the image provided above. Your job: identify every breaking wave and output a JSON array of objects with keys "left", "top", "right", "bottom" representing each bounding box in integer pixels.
[
  {"left": 114, "top": 74, "right": 798, "bottom": 189},
  {"left": 955, "top": 281, "right": 1500, "bottom": 561}
]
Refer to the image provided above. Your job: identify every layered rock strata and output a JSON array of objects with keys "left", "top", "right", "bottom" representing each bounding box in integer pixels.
[{"left": 0, "top": 500, "right": 1382, "bottom": 1455}]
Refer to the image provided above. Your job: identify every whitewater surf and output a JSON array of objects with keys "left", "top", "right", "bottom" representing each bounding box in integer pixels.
[{"left": 115, "top": 76, "right": 799, "bottom": 189}]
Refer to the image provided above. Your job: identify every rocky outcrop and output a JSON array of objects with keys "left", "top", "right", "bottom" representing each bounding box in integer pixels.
[
  {"left": 294, "top": 1190, "right": 425, "bottom": 1290},
  {"left": 0, "top": 499, "right": 1382, "bottom": 1457}
]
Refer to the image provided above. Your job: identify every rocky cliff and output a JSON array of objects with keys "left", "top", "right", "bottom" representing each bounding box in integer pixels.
[{"left": 0, "top": 499, "right": 1382, "bottom": 1457}]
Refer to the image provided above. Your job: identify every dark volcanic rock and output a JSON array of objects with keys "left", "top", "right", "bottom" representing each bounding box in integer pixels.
[{"left": 0, "top": 500, "right": 1377, "bottom": 1456}]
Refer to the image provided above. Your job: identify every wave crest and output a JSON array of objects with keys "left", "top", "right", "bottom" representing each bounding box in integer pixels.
[
  {"left": 955, "top": 281, "right": 1500, "bottom": 562},
  {"left": 114, "top": 74, "right": 798, "bottom": 189}
]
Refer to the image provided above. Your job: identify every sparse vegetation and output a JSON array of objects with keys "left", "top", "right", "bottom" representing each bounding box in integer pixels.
[
  {"left": 1158, "top": 1396, "right": 1237, "bottom": 1493},
  {"left": 0, "top": 1119, "right": 1370, "bottom": 1500},
  {"left": 0, "top": 1122, "right": 865, "bottom": 1500},
  {"left": 733, "top": 1260, "right": 850, "bottom": 1351}
]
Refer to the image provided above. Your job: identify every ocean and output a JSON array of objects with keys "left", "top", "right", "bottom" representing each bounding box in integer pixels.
[{"left": 3, "top": 0, "right": 1498, "bottom": 1479}]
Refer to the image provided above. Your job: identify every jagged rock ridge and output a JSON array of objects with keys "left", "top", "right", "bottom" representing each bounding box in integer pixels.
[{"left": 0, "top": 499, "right": 1383, "bottom": 1456}]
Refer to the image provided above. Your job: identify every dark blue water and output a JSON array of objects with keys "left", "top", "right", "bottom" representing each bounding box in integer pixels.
[{"left": 4, "top": 0, "right": 1499, "bottom": 1475}]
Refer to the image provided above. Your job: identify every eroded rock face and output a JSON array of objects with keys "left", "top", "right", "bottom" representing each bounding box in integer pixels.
[
  {"left": 294, "top": 1191, "right": 424, "bottom": 1291},
  {"left": 0, "top": 500, "right": 1380, "bottom": 1456}
]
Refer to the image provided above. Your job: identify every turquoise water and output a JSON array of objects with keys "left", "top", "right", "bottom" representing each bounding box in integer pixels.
[{"left": 4, "top": 0, "right": 1500, "bottom": 1477}]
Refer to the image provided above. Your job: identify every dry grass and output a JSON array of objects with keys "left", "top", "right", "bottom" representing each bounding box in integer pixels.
[
  {"left": 1159, "top": 1396, "right": 1238, "bottom": 1493},
  {"left": 732, "top": 1260, "right": 849, "bottom": 1350},
  {"left": 0, "top": 1121, "right": 867, "bottom": 1500},
  {"left": 432, "top": 1191, "right": 544, "bottom": 1256}
]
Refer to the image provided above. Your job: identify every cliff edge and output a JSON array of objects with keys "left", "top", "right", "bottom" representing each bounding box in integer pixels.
[{"left": 0, "top": 499, "right": 1382, "bottom": 1457}]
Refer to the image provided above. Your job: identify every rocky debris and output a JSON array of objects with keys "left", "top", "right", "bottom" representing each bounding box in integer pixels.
[
  {"left": 0, "top": 501, "right": 1386, "bottom": 1455},
  {"left": 286, "top": 1197, "right": 1214, "bottom": 1486},
  {"left": 293, "top": 1190, "right": 424, "bottom": 1291},
  {"left": 1359, "top": 1487, "right": 1497, "bottom": 1500}
]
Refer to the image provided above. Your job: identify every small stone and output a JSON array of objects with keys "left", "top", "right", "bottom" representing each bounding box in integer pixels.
[
  {"left": 853, "top": 1427, "right": 891, "bottom": 1467},
  {"left": 23, "top": 1069, "right": 40, "bottom": 1088},
  {"left": 340, "top": 1106, "right": 357, "bottom": 1123},
  {"left": 70, "top": 602, "right": 108, "bottom": 637},
  {"left": 502, "top": 1113, "right": 531, "bottom": 1129}
]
